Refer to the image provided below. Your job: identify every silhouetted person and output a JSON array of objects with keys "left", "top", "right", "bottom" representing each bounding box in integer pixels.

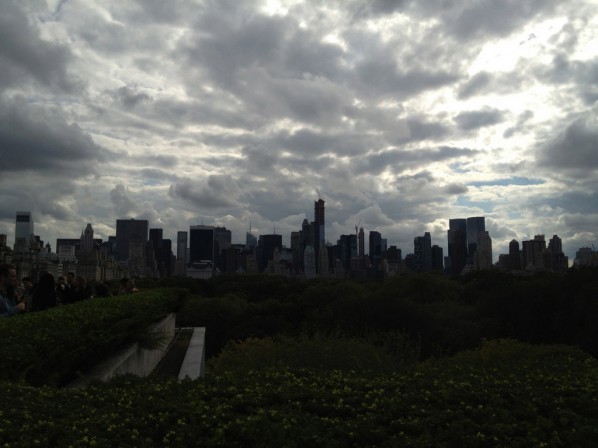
[
  {"left": 70, "top": 275, "right": 92, "bottom": 302},
  {"left": 118, "top": 277, "right": 139, "bottom": 295},
  {"left": 32, "top": 272, "right": 59, "bottom": 311},
  {"left": 20, "top": 276, "right": 34, "bottom": 311},
  {"left": 0, "top": 263, "right": 25, "bottom": 317},
  {"left": 94, "top": 282, "right": 112, "bottom": 298}
]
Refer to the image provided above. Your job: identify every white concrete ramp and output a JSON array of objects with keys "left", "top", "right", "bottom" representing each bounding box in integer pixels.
[{"left": 178, "top": 327, "right": 206, "bottom": 380}]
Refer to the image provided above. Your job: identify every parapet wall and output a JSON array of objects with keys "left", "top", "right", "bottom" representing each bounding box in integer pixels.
[{"left": 69, "top": 313, "right": 176, "bottom": 387}]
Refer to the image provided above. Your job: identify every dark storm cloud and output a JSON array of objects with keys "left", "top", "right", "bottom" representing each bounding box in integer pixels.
[
  {"left": 350, "top": 0, "right": 409, "bottom": 19},
  {"left": 169, "top": 175, "right": 242, "bottom": 210},
  {"left": 445, "top": 183, "right": 469, "bottom": 195},
  {"left": 120, "top": 0, "right": 193, "bottom": 24},
  {"left": 538, "top": 116, "right": 598, "bottom": 174},
  {"left": 458, "top": 72, "right": 492, "bottom": 99},
  {"left": 535, "top": 53, "right": 598, "bottom": 106},
  {"left": 355, "top": 146, "right": 479, "bottom": 175},
  {"left": 151, "top": 97, "right": 256, "bottom": 130},
  {"left": 179, "top": 9, "right": 351, "bottom": 126},
  {"left": 0, "top": 1, "right": 77, "bottom": 92},
  {"left": 454, "top": 109, "right": 505, "bottom": 131},
  {"left": 141, "top": 154, "right": 178, "bottom": 168},
  {"left": 0, "top": 97, "right": 107, "bottom": 175},
  {"left": 404, "top": 118, "right": 450, "bottom": 142},
  {"left": 139, "top": 168, "right": 178, "bottom": 184},
  {"left": 110, "top": 184, "right": 139, "bottom": 217},
  {"left": 271, "top": 128, "right": 376, "bottom": 158},
  {"left": 441, "top": 0, "right": 559, "bottom": 40},
  {"left": 112, "top": 86, "right": 152, "bottom": 109},
  {"left": 181, "top": 12, "right": 292, "bottom": 91},
  {"left": 241, "top": 144, "right": 281, "bottom": 174},
  {"left": 353, "top": 57, "right": 458, "bottom": 99}
]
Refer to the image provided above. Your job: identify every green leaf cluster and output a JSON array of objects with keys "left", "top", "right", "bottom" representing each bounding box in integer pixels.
[
  {"left": 0, "top": 288, "right": 186, "bottom": 386},
  {"left": 1, "top": 340, "right": 597, "bottom": 447}
]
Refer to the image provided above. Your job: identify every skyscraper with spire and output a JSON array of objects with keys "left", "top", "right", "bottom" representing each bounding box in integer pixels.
[{"left": 313, "top": 198, "right": 325, "bottom": 272}]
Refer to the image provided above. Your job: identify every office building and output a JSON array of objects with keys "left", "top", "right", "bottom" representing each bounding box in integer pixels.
[
  {"left": 189, "top": 225, "right": 214, "bottom": 264},
  {"left": 413, "top": 232, "right": 432, "bottom": 272},
  {"left": 474, "top": 231, "right": 492, "bottom": 270},
  {"left": 522, "top": 235, "right": 546, "bottom": 271},
  {"left": 258, "top": 234, "right": 282, "bottom": 272},
  {"left": 447, "top": 219, "right": 467, "bottom": 275},
  {"left": 431, "top": 245, "right": 444, "bottom": 271},
  {"left": 466, "top": 217, "right": 485, "bottom": 262},
  {"left": 369, "top": 230, "right": 382, "bottom": 270},
  {"left": 508, "top": 239, "right": 521, "bottom": 271},
  {"left": 15, "top": 211, "right": 34, "bottom": 248},
  {"left": 115, "top": 219, "right": 149, "bottom": 261},
  {"left": 177, "top": 231, "right": 188, "bottom": 263}
]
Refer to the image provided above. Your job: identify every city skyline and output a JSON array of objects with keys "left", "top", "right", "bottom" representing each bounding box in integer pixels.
[
  {"left": 1, "top": 209, "right": 583, "bottom": 267},
  {"left": 1, "top": 1, "right": 597, "bottom": 265}
]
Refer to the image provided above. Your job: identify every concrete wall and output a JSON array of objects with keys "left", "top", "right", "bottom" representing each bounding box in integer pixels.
[{"left": 70, "top": 313, "right": 176, "bottom": 387}]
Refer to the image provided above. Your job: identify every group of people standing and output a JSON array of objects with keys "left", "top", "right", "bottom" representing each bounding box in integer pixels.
[{"left": 0, "top": 263, "right": 129, "bottom": 318}]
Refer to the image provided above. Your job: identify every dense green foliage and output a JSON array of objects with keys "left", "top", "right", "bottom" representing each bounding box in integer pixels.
[
  {"left": 2, "top": 270, "right": 598, "bottom": 446},
  {"left": 0, "top": 288, "right": 186, "bottom": 386},
  {"left": 1, "top": 341, "right": 597, "bottom": 447},
  {"left": 209, "top": 332, "right": 419, "bottom": 376},
  {"left": 174, "top": 269, "right": 598, "bottom": 360}
]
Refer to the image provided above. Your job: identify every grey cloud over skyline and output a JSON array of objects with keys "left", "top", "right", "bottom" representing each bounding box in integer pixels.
[{"left": 1, "top": 0, "right": 597, "bottom": 262}]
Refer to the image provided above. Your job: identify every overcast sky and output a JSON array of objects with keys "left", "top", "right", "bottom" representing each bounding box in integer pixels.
[{"left": 1, "top": 0, "right": 597, "bottom": 261}]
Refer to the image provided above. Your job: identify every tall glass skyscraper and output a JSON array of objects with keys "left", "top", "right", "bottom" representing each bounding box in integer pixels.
[
  {"left": 447, "top": 218, "right": 467, "bottom": 275},
  {"left": 466, "top": 216, "right": 486, "bottom": 261},
  {"left": 115, "top": 219, "right": 149, "bottom": 261},
  {"left": 15, "top": 211, "right": 33, "bottom": 246},
  {"left": 189, "top": 225, "right": 214, "bottom": 264}
]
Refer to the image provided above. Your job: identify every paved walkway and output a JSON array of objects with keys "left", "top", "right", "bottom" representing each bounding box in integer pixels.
[{"left": 178, "top": 327, "right": 206, "bottom": 380}]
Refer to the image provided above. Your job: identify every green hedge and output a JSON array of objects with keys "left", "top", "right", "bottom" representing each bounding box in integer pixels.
[
  {"left": 0, "top": 340, "right": 597, "bottom": 447},
  {"left": 0, "top": 288, "right": 186, "bottom": 386}
]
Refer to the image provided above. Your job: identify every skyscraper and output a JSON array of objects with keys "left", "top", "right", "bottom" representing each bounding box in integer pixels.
[
  {"left": 431, "top": 245, "right": 444, "bottom": 271},
  {"left": 337, "top": 234, "right": 357, "bottom": 271},
  {"left": 189, "top": 225, "right": 214, "bottom": 264},
  {"left": 369, "top": 230, "right": 382, "bottom": 270},
  {"left": 80, "top": 224, "right": 95, "bottom": 254},
  {"left": 177, "top": 231, "right": 188, "bottom": 263},
  {"left": 258, "top": 234, "right": 282, "bottom": 272},
  {"left": 15, "top": 211, "right": 34, "bottom": 247},
  {"left": 508, "top": 239, "right": 521, "bottom": 271},
  {"left": 115, "top": 219, "right": 148, "bottom": 261},
  {"left": 474, "top": 231, "right": 492, "bottom": 270},
  {"left": 414, "top": 232, "right": 432, "bottom": 272},
  {"left": 447, "top": 219, "right": 467, "bottom": 275},
  {"left": 466, "top": 217, "right": 486, "bottom": 261},
  {"left": 522, "top": 235, "right": 546, "bottom": 271},
  {"left": 313, "top": 198, "right": 325, "bottom": 272}
]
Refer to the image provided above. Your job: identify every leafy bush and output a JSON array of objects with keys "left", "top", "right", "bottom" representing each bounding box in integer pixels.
[
  {"left": 208, "top": 332, "right": 419, "bottom": 376},
  {"left": 0, "top": 288, "right": 186, "bottom": 386},
  {"left": 1, "top": 340, "right": 597, "bottom": 447}
]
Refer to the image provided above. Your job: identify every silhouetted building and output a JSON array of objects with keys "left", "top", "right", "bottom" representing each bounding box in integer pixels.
[
  {"left": 15, "top": 211, "right": 34, "bottom": 248},
  {"left": 189, "top": 225, "right": 214, "bottom": 264},
  {"left": 337, "top": 234, "right": 357, "bottom": 271},
  {"left": 508, "top": 239, "right": 522, "bottom": 271},
  {"left": 414, "top": 232, "right": 432, "bottom": 272},
  {"left": 115, "top": 219, "right": 149, "bottom": 261},
  {"left": 258, "top": 234, "right": 282, "bottom": 272},
  {"left": 522, "top": 235, "right": 546, "bottom": 271},
  {"left": 466, "top": 217, "right": 485, "bottom": 263},
  {"left": 369, "top": 230, "right": 382, "bottom": 270},
  {"left": 474, "top": 231, "right": 492, "bottom": 270},
  {"left": 447, "top": 219, "right": 467, "bottom": 275},
  {"left": 431, "top": 245, "right": 444, "bottom": 271}
]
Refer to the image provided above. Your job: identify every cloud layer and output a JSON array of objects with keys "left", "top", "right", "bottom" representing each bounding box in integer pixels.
[{"left": 1, "top": 0, "right": 597, "bottom": 262}]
